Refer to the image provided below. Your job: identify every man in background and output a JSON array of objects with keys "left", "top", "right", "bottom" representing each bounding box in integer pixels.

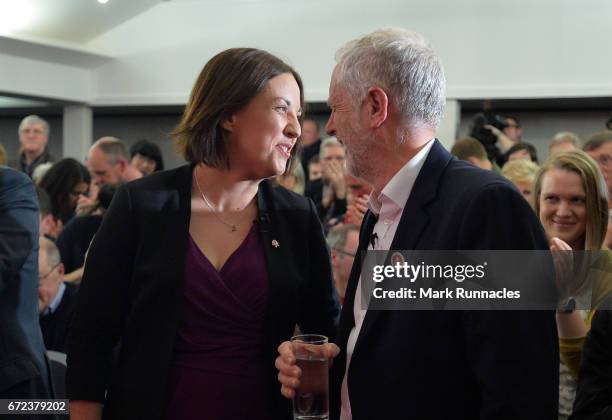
[
  {"left": 12, "top": 115, "right": 56, "bottom": 178},
  {"left": 326, "top": 224, "right": 359, "bottom": 305},
  {"left": 78, "top": 137, "right": 142, "bottom": 214},
  {"left": 87, "top": 137, "right": 143, "bottom": 187},
  {"left": 504, "top": 115, "right": 523, "bottom": 143},
  {"left": 36, "top": 187, "right": 63, "bottom": 241},
  {"left": 38, "top": 237, "right": 78, "bottom": 353},
  {"left": 300, "top": 118, "right": 323, "bottom": 181},
  {"left": 451, "top": 137, "right": 493, "bottom": 170},
  {"left": 307, "top": 155, "right": 323, "bottom": 182},
  {"left": 549, "top": 132, "right": 580, "bottom": 156},
  {"left": 583, "top": 131, "right": 612, "bottom": 207},
  {"left": 305, "top": 137, "right": 347, "bottom": 222}
]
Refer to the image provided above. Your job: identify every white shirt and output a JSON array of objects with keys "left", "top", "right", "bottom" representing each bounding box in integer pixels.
[{"left": 340, "top": 139, "right": 435, "bottom": 420}]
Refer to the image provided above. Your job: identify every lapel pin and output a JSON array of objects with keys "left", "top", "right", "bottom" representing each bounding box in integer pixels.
[
  {"left": 272, "top": 239, "right": 279, "bottom": 248},
  {"left": 391, "top": 252, "right": 405, "bottom": 265}
]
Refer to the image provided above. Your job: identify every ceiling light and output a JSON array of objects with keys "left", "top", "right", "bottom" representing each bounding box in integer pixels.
[
  {"left": 97, "top": 0, "right": 109, "bottom": 4},
  {"left": 0, "top": 2, "right": 37, "bottom": 36}
]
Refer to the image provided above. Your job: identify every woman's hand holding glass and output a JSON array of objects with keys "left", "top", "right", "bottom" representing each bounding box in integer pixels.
[{"left": 275, "top": 340, "right": 339, "bottom": 399}]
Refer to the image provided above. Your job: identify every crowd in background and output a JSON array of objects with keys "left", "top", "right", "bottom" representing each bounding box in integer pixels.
[{"left": 1, "top": 106, "right": 612, "bottom": 419}]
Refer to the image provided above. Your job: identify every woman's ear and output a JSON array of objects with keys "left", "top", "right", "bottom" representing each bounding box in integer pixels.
[{"left": 221, "top": 114, "right": 236, "bottom": 132}]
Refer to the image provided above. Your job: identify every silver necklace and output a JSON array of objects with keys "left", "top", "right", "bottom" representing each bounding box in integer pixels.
[{"left": 193, "top": 168, "right": 248, "bottom": 232}]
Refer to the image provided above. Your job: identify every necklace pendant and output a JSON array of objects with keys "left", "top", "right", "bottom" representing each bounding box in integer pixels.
[{"left": 231, "top": 225, "right": 237, "bottom": 232}]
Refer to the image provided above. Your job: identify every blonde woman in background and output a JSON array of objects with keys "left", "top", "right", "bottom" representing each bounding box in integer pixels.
[
  {"left": 533, "top": 150, "right": 611, "bottom": 419},
  {"left": 276, "top": 161, "right": 305, "bottom": 195},
  {"left": 501, "top": 158, "right": 540, "bottom": 209}
]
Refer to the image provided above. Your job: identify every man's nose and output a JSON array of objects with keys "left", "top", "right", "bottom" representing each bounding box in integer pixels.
[{"left": 325, "top": 115, "right": 335, "bottom": 136}]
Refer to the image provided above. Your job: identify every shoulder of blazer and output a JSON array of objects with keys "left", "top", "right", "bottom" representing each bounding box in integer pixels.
[
  {"left": 118, "top": 165, "right": 193, "bottom": 214},
  {"left": 123, "top": 164, "right": 192, "bottom": 192},
  {"left": 443, "top": 158, "right": 518, "bottom": 197},
  {"left": 0, "top": 166, "right": 37, "bottom": 209}
]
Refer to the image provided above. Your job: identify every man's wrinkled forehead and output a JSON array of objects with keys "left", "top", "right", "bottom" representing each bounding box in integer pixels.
[{"left": 327, "top": 66, "right": 342, "bottom": 105}]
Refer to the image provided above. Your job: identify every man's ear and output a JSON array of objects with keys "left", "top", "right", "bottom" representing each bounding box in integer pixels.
[
  {"left": 116, "top": 158, "right": 127, "bottom": 173},
  {"left": 57, "top": 263, "right": 65, "bottom": 278},
  {"left": 40, "top": 214, "right": 54, "bottom": 235},
  {"left": 466, "top": 157, "right": 480, "bottom": 167},
  {"left": 52, "top": 219, "right": 64, "bottom": 238},
  {"left": 365, "top": 87, "right": 389, "bottom": 129},
  {"left": 330, "top": 249, "right": 339, "bottom": 263}
]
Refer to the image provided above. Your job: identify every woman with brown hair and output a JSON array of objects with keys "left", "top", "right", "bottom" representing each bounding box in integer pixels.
[
  {"left": 67, "top": 48, "right": 339, "bottom": 420},
  {"left": 534, "top": 150, "right": 611, "bottom": 418},
  {"left": 38, "top": 157, "right": 90, "bottom": 225}
]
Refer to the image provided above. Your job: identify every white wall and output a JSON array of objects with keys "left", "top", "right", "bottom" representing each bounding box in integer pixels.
[
  {"left": 1, "top": 0, "right": 612, "bottom": 106},
  {"left": 0, "top": 35, "right": 110, "bottom": 103},
  {"left": 85, "top": 0, "right": 612, "bottom": 106},
  {"left": 0, "top": 52, "right": 92, "bottom": 102}
]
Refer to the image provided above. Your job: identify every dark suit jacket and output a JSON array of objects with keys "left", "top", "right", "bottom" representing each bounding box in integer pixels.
[
  {"left": 305, "top": 178, "right": 347, "bottom": 222},
  {"left": 56, "top": 215, "right": 102, "bottom": 273},
  {"left": 330, "top": 140, "right": 559, "bottom": 420},
  {"left": 40, "top": 283, "right": 79, "bottom": 353},
  {"left": 0, "top": 167, "right": 51, "bottom": 395},
  {"left": 67, "top": 164, "right": 339, "bottom": 420}
]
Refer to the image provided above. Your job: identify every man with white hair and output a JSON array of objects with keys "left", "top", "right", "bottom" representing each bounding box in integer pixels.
[
  {"left": 277, "top": 28, "right": 558, "bottom": 419},
  {"left": 38, "top": 237, "right": 78, "bottom": 353},
  {"left": 13, "top": 114, "right": 56, "bottom": 177}
]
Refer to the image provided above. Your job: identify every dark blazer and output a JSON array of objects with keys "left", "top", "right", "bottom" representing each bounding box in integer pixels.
[
  {"left": 330, "top": 140, "right": 559, "bottom": 420},
  {"left": 56, "top": 215, "right": 103, "bottom": 273},
  {"left": 0, "top": 167, "right": 51, "bottom": 396},
  {"left": 40, "top": 283, "right": 79, "bottom": 353},
  {"left": 305, "top": 178, "right": 347, "bottom": 222},
  {"left": 67, "top": 164, "right": 339, "bottom": 420},
  {"left": 570, "top": 303, "right": 612, "bottom": 419}
]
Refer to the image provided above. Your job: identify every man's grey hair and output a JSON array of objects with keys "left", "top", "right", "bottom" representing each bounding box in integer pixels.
[
  {"left": 326, "top": 223, "right": 360, "bottom": 251},
  {"left": 550, "top": 131, "right": 581, "bottom": 149},
  {"left": 319, "top": 136, "right": 344, "bottom": 159},
  {"left": 583, "top": 131, "right": 612, "bottom": 152},
  {"left": 19, "top": 115, "right": 49, "bottom": 136},
  {"left": 92, "top": 136, "right": 129, "bottom": 165},
  {"left": 334, "top": 28, "right": 446, "bottom": 131},
  {"left": 40, "top": 236, "right": 61, "bottom": 269}
]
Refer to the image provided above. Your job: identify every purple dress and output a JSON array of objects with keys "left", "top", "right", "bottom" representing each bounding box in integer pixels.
[{"left": 165, "top": 225, "right": 271, "bottom": 420}]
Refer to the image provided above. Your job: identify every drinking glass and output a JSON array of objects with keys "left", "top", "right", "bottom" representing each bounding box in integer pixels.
[{"left": 291, "top": 334, "right": 329, "bottom": 420}]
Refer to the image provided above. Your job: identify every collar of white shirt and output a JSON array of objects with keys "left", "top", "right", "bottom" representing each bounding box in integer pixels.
[{"left": 368, "top": 138, "right": 436, "bottom": 218}]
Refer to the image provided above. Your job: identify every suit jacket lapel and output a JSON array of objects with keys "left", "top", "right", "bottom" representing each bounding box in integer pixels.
[
  {"left": 331, "top": 209, "right": 377, "bottom": 408},
  {"left": 389, "top": 140, "right": 451, "bottom": 251},
  {"left": 351, "top": 140, "right": 453, "bottom": 355}
]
